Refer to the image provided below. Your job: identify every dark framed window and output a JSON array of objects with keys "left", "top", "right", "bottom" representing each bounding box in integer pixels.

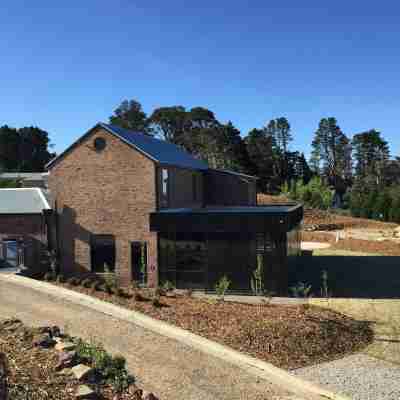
[
  {"left": 90, "top": 235, "right": 115, "bottom": 273},
  {"left": 160, "top": 168, "right": 169, "bottom": 208},
  {"left": 131, "top": 242, "right": 147, "bottom": 285},
  {"left": 159, "top": 232, "right": 206, "bottom": 289}
]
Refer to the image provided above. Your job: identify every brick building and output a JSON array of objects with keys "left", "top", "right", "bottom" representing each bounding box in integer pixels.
[
  {"left": 47, "top": 123, "right": 302, "bottom": 293},
  {"left": 0, "top": 188, "right": 50, "bottom": 271}
]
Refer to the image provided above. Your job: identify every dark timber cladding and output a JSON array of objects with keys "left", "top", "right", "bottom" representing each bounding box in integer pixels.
[
  {"left": 150, "top": 204, "right": 303, "bottom": 233},
  {"left": 150, "top": 204, "right": 303, "bottom": 294}
]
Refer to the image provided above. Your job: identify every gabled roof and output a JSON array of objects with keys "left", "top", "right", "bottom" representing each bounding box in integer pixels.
[
  {"left": 0, "top": 188, "right": 51, "bottom": 214},
  {"left": 46, "top": 123, "right": 209, "bottom": 171}
]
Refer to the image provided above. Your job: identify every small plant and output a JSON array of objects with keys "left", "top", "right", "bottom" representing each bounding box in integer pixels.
[
  {"left": 75, "top": 339, "right": 133, "bottom": 392},
  {"left": 290, "top": 281, "right": 312, "bottom": 298},
  {"left": 81, "top": 278, "right": 92, "bottom": 288},
  {"left": 56, "top": 274, "right": 66, "bottom": 283},
  {"left": 133, "top": 291, "right": 146, "bottom": 302},
  {"left": 262, "top": 290, "right": 275, "bottom": 305},
  {"left": 215, "top": 275, "right": 231, "bottom": 301},
  {"left": 250, "top": 260, "right": 264, "bottom": 296},
  {"left": 152, "top": 293, "right": 162, "bottom": 308},
  {"left": 320, "top": 270, "right": 330, "bottom": 298},
  {"left": 68, "top": 277, "right": 80, "bottom": 286},
  {"left": 161, "top": 280, "right": 175, "bottom": 292},
  {"left": 105, "top": 283, "right": 115, "bottom": 295},
  {"left": 44, "top": 271, "right": 55, "bottom": 281}
]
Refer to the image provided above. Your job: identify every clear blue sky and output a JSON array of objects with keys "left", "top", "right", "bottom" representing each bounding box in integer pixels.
[{"left": 1, "top": 1, "right": 399, "bottom": 158}]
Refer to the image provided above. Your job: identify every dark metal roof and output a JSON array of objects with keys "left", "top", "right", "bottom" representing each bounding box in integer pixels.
[
  {"left": 46, "top": 123, "right": 208, "bottom": 170},
  {"left": 150, "top": 204, "right": 303, "bottom": 233},
  {"left": 156, "top": 204, "right": 301, "bottom": 214},
  {"left": 100, "top": 124, "right": 208, "bottom": 170}
]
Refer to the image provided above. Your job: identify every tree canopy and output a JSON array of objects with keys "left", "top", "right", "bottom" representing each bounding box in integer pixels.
[{"left": 0, "top": 125, "right": 55, "bottom": 172}]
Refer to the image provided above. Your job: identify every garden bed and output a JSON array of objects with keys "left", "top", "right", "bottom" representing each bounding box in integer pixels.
[
  {"left": 43, "top": 277, "right": 373, "bottom": 370},
  {"left": 0, "top": 318, "right": 154, "bottom": 399}
]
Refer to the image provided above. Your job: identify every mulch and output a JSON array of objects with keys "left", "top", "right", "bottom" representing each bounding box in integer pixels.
[
  {"left": 0, "top": 319, "right": 143, "bottom": 399},
  {"left": 53, "top": 282, "right": 373, "bottom": 370}
]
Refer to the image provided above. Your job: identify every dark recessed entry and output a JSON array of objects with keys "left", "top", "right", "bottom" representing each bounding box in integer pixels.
[{"left": 94, "top": 137, "right": 107, "bottom": 151}]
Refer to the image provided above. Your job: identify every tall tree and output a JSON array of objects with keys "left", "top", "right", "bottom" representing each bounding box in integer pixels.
[
  {"left": 310, "top": 118, "right": 351, "bottom": 187},
  {"left": 109, "top": 99, "right": 152, "bottom": 134},
  {"left": 264, "top": 117, "right": 293, "bottom": 185},
  {"left": 149, "top": 106, "right": 187, "bottom": 143},
  {"left": 352, "top": 129, "right": 389, "bottom": 186},
  {"left": 0, "top": 125, "right": 54, "bottom": 172},
  {"left": 244, "top": 128, "right": 276, "bottom": 192}
]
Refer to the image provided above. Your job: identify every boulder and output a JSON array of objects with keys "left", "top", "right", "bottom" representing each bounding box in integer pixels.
[
  {"left": 72, "top": 364, "right": 95, "bottom": 381},
  {"left": 32, "top": 333, "right": 55, "bottom": 348},
  {"left": 55, "top": 341, "right": 76, "bottom": 352},
  {"left": 142, "top": 391, "right": 159, "bottom": 400},
  {"left": 75, "top": 384, "right": 96, "bottom": 399},
  {"left": 55, "top": 350, "right": 77, "bottom": 371}
]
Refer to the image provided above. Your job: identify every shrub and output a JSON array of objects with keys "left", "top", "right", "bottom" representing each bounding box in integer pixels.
[
  {"left": 44, "top": 271, "right": 55, "bottom": 281},
  {"left": 215, "top": 275, "right": 231, "bottom": 301},
  {"left": 105, "top": 283, "right": 115, "bottom": 295},
  {"left": 67, "top": 277, "right": 80, "bottom": 286},
  {"left": 116, "top": 287, "right": 131, "bottom": 298},
  {"left": 81, "top": 278, "right": 92, "bottom": 288},
  {"left": 161, "top": 280, "right": 175, "bottom": 292},
  {"left": 133, "top": 291, "right": 146, "bottom": 302},
  {"left": 290, "top": 282, "right": 312, "bottom": 298},
  {"left": 56, "top": 274, "right": 66, "bottom": 283},
  {"left": 286, "top": 177, "right": 333, "bottom": 210},
  {"left": 75, "top": 339, "right": 133, "bottom": 392},
  {"left": 152, "top": 293, "right": 162, "bottom": 308}
]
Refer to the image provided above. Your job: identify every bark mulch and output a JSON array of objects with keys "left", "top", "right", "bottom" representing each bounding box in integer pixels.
[
  {"left": 52, "top": 282, "right": 374, "bottom": 370},
  {"left": 0, "top": 318, "right": 146, "bottom": 399}
]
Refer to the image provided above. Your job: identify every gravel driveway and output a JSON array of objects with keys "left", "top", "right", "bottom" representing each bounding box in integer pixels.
[
  {"left": 293, "top": 353, "right": 400, "bottom": 400},
  {"left": 0, "top": 278, "right": 292, "bottom": 400}
]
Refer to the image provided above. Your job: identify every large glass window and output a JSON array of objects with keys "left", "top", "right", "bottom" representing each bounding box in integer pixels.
[
  {"left": 159, "top": 232, "right": 206, "bottom": 288},
  {"left": 90, "top": 235, "right": 115, "bottom": 273}
]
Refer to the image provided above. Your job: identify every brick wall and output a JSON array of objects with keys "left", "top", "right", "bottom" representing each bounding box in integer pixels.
[
  {"left": 48, "top": 127, "right": 158, "bottom": 287},
  {"left": 0, "top": 214, "right": 46, "bottom": 271}
]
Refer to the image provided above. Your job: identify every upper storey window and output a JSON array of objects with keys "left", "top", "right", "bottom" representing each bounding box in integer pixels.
[{"left": 161, "top": 168, "right": 169, "bottom": 207}]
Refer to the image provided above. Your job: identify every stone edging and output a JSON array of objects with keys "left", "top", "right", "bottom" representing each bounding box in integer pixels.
[{"left": 0, "top": 274, "right": 351, "bottom": 400}]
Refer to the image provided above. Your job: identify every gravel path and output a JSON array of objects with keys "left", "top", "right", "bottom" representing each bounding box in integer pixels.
[
  {"left": 293, "top": 353, "right": 400, "bottom": 400},
  {"left": 0, "top": 278, "right": 292, "bottom": 400}
]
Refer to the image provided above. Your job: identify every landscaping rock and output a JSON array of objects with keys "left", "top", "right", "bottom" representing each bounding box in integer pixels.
[
  {"left": 55, "top": 341, "right": 76, "bottom": 352},
  {"left": 0, "top": 353, "right": 8, "bottom": 400},
  {"left": 75, "top": 384, "right": 96, "bottom": 399},
  {"left": 141, "top": 391, "right": 159, "bottom": 400},
  {"left": 128, "top": 384, "right": 143, "bottom": 397},
  {"left": 71, "top": 364, "right": 95, "bottom": 381},
  {"left": 49, "top": 325, "right": 61, "bottom": 338},
  {"left": 55, "top": 350, "right": 77, "bottom": 371},
  {"left": 32, "top": 333, "right": 56, "bottom": 348}
]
